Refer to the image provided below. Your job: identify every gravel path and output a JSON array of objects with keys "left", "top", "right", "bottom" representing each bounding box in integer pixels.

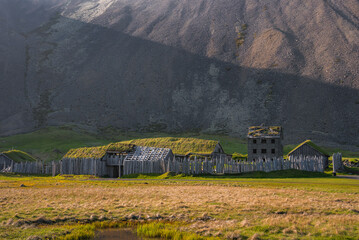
[{"left": 337, "top": 175, "right": 359, "bottom": 180}]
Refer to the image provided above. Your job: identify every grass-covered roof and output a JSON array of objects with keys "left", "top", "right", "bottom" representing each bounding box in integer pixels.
[
  {"left": 64, "top": 143, "right": 135, "bottom": 159},
  {"left": 248, "top": 126, "right": 282, "bottom": 138},
  {"left": 63, "top": 137, "right": 220, "bottom": 158},
  {"left": 1, "top": 150, "right": 37, "bottom": 163},
  {"left": 288, "top": 140, "right": 329, "bottom": 157},
  {"left": 121, "top": 137, "right": 219, "bottom": 155}
]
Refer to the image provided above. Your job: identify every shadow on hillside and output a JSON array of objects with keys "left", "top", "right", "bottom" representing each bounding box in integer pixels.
[{"left": 20, "top": 14, "right": 359, "bottom": 148}]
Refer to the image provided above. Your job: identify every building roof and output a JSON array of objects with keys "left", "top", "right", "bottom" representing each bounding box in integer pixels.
[
  {"left": 1, "top": 150, "right": 37, "bottom": 163},
  {"left": 288, "top": 140, "right": 330, "bottom": 157},
  {"left": 64, "top": 143, "right": 135, "bottom": 159},
  {"left": 63, "top": 137, "right": 222, "bottom": 159},
  {"left": 121, "top": 137, "right": 221, "bottom": 155},
  {"left": 248, "top": 126, "right": 282, "bottom": 138},
  {"left": 124, "top": 146, "right": 173, "bottom": 162}
]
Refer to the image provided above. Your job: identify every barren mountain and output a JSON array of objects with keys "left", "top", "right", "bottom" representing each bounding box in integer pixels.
[{"left": 0, "top": 0, "right": 358, "bottom": 147}]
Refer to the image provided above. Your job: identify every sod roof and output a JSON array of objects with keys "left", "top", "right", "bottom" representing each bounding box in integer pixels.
[
  {"left": 121, "top": 137, "right": 219, "bottom": 155},
  {"left": 288, "top": 140, "right": 330, "bottom": 157},
  {"left": 63, "top": 138, "right": 220, "bottom": 159},
  {"left": 64, "top": 143, "right": 135, "bottom": 159},
  {"left": 248, "top": 126, "right": 282, "bottom": 138},
  {"left": 1, "top": 150, "right": 37, "bottom": 163}
]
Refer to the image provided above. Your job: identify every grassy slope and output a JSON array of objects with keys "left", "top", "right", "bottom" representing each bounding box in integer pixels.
[
  {"left": 0, "top": 126, "right": 112, "bottom": 161},
  {"left": 0, "top": 126, "right": 358, "bottom": 162},
  {"left": 0, "top": 126, "right": 247, "bottom": 161}
]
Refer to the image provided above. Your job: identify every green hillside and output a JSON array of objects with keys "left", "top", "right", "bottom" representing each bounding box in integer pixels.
[{"left": 0, "top": 126, "right": 358, "bottom": 162}]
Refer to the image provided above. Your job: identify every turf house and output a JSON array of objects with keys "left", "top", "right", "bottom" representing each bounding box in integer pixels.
[
  {"left": 61, "top": 138, "right": 226, "bottom": 177},
  {"left": 288, "top": 140, "right": 330, "bottom": 168},
  {"left": 0, "top": 150, "right": 37, "bottom": 171}
]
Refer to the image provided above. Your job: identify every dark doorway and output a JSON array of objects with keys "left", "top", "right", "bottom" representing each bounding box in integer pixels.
[
  {"left": 119, "top": 165, "right": 124, "bottom": 178},
  {"left": 113, "top": 166, "right": 119, "bottom": 178}
]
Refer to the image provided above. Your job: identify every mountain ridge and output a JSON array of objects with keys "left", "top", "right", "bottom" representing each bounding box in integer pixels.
[{"left": 0, "top": 0, "right": 358, "bottom": 146}]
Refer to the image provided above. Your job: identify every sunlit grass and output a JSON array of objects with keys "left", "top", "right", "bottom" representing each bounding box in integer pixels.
[{"left": 0, "top": 174, "right": 358, "bottom": 239}]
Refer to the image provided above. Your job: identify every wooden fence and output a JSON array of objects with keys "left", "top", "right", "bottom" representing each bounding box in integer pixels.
[
  {"left": 123, "top": 155, "right": 326, "bottom": 175},
  {"left": 1, "top": 161, "right": 61, "bottom": 176},
  {"left": 60, "top": 158, "right": 108, "bottom": 176},
  {"left": 2, "top": 155, "right": 326, "bottom": 177},
  {"left": 332, "top": 153, "right": 344, "bottom": 172}
]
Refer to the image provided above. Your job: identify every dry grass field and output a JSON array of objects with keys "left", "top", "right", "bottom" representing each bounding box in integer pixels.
[{"left": 0, "top": 174, "right": 358, "bottom": 239}]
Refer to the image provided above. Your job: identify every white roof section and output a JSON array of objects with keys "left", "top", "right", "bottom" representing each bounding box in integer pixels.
[{"left": 124, "top": 146, "right": 173, "bottom": 162}]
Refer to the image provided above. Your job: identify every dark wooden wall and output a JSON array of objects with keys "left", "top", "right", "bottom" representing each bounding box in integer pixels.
[
  {"left": 288, "top": 143, "right": 329, "bottom": 167},
  {"left": 0, "top": 155, "right": 13, "bottom": 170}
]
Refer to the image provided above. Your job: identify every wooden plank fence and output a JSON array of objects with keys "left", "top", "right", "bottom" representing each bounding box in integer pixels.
[
  {"left": 332, "top": 153, "right": 344, "bottom": 172},
  {"left": 2, "top": 155, "right": 327, "bottom": 177},
  {"left": 60, "top": 158, "right": 107, "bottom": 176},
  {"left": 1, "top": 161, "right": 61, "bottom": 176},
  {"left": 122, "top": 155, "right": 326, "bottom": 175}
]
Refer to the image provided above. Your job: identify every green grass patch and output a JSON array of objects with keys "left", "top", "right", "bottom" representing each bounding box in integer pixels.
[
  {"left": 0, "top": 126, "right": 112, "bottom": 161},
  {"left": 137, "top": 222, "right": 218, "bottom": 240}
]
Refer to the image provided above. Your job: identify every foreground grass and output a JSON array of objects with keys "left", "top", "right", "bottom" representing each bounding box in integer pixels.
[
  {"left": 123, "top": 169, "right": 332, "bottom": 179},
  {"left": 0, "top": 173, "right": 358, "bottom": 239}
]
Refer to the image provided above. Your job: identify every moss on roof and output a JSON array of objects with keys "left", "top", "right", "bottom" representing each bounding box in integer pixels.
[
  {"left": 2, "top": 150, "right": 37, "bottom": 163},
  {"left": 121, "top": 137, "right": 219, "bottom": 155},
  {"left": 64, "top": 143, "right": 135, "bottom": 159},
  {"left": 288, "top": 140, "right": 329, "bottom": 157},
  {"left": 63, "top": 138, "right": 220, "bottom": 158},
  {"left": 248, "top": 126, "right": 282, "bottom": 137},
  {"left": 106, "top": 143, "right": 136, "bottom": 152}
]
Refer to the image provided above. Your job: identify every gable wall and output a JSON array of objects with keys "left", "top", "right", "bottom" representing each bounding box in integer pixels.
[
  {"left": 290, "top": 144, "right": 324, "bottom": 157},
  {"left": 0, "top": 154, "right": 13, "bottom": 170},
  {"left": 289, "top": 144, "right": 329, "bottom": 167}
]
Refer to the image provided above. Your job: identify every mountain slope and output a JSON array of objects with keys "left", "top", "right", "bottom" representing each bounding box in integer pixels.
[{"left": 0, "top": 0, "right": 358, "bottom": 146}]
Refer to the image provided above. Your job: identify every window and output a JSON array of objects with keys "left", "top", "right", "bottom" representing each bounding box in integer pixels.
[
  {"left": 271, "top": 149, "right": 275, "bottom": 154},
  {"left": 261, "top": 139, "right": 266, "bottom": 144},
  {"left": 253, "top": 139, "right": 257, "bottom": 144},
  {"left": 253, "top": 149, "right": 257, "bottom": 154},
  {"left": 261, "top": 149, "right": 267, "bottom": 154},
  {"left": 271, "top": 139, "right": 275, "bottom": 144}
]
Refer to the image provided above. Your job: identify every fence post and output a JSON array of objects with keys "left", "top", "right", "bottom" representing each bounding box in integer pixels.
[{"left": 333, "top": 153, "right": 344, "bottom": 173}]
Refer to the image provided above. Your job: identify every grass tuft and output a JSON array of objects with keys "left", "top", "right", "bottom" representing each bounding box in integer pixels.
[{"left": 137, "top": 222, "right": 218, "bottom": 240}]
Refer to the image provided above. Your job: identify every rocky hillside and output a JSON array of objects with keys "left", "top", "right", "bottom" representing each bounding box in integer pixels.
[{"left": 0, "top": 0, "right": 358, "bottom": 147}]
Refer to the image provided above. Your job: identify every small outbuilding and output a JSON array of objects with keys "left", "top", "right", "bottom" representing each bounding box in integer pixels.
[
  {"left": 0, "top": 150, "right": 37, "bottom": 171},
  {"left": 287, "top": 140, "right": 329, "bottom": 167}
]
